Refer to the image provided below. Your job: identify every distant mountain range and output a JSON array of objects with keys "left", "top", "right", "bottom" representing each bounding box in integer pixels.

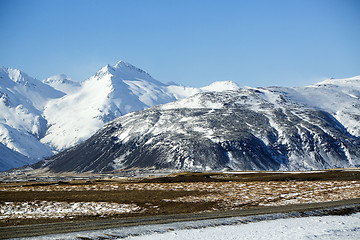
[
  {"left": 34, "top": 75, "right": 360, "bottom": 173},
  {"left": 0, "top": 61, "right": 239, "bottom": 171}
]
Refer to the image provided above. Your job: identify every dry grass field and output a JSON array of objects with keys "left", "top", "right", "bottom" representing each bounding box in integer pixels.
[{"left": 1, "top": 169, "right": 360, "bottom": 227}]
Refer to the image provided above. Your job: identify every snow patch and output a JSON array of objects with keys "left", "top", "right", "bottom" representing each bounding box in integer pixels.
[{"left": 0, "top": 201, "right": 141, "bottom": 220}]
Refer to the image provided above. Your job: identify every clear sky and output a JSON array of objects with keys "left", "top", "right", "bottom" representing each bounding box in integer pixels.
[{"left": 0, "top": 0, "right": 359, "bottom": 88}]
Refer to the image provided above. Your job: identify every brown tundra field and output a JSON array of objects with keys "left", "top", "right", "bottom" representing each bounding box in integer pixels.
[{"left": 1, "top": 169, "right": 360, "bottom": 227}]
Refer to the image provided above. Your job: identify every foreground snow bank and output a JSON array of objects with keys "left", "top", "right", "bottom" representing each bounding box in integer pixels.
[
  {"left": 124, "top": 213, "right": 360, "bottom": 240},
  {"left": 25, "top": 212, "right": 360, "bottom": 240}
]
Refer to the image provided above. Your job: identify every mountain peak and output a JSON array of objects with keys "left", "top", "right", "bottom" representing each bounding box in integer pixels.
[
  {"left": 114, "top": 60, "right": 132, "bottom": 68},
  {"left": 42, "top": 74, "right": 80, "bottom": 94},
  {"left": 95, "top": 61, "right": 153, "bottom": 81},
  {"left": 101, "top": 64, "right": 114, "bottom": 72},
  {"left": 1, "top": 67, "right": 32, "bottom": 85},
  {"left": 201, "top": 81, "right": 240, "bottom": 92},
  {"left": 113, "top": 61, "right": 152, "bottom": 79},
  {"left": 43, "top": 74, "right": 72, "bottom": 83}
]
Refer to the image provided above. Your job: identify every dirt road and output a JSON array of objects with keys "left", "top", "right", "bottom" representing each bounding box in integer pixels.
[{"left": 1, "top": 198, "right": 360, "bottom": 239}]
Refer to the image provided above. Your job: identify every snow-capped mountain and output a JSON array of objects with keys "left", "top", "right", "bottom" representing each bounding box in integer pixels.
[
  {"left": 33, "top": 76, "right": 360, "bottom": 173},
  {"left": 0, "top": 67, "right": 63, "bottom": 171},
  {"left": 0, "top": 61, "right": 239, "bottom": 171},
  {"left": 41, "top": 61, "right": 239, "bottom": 151},
  {"left": 2, "top": 60, "right": 359, "bottom": 173}
]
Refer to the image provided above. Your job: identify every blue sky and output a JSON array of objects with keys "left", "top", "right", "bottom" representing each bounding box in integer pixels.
[{"left": 0, "top": 0, "right": 359, "bottom": 87}]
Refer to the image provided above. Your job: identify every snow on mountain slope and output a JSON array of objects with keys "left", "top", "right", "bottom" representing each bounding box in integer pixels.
[
  {"left": 201, "top": 80, "right": 240, "bottom": 92},
  {"left": 0, "top": 142, "right": 34, "bottom": 172},
  {"left": 0, "top": 67, "right": 64, "bottom": 109},
  {"left": 164, "top": 81, "right": 240, "bottom": 100},
  {"left": 164, "top": 85, "right": 202, "bottom": 100},
  {"left": 43, "top": 74, "right": 80, "bottom": 94},
  {"left": 41, "top": 62, "right": 175, "bottom": 151},
  {"left": 0, "top": 67, "right": 63, "bottom": 170},
  {"left": 41, "top": 61, "right": 239, "bottom": 152},
  {"left": 280, "top": 75, "right": 360, "bottom": 137}
]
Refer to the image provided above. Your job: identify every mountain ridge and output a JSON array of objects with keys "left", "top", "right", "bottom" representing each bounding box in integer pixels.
[{"left": 1, "top": 62, "right": 359, "bottom": 172}]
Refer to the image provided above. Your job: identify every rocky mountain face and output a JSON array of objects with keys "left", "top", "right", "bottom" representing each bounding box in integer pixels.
[
  {"left": 0, "top": 62, "right": 239, "bottom": 171},
  {"left": 35, "top": 79, "right": 360, "bottom": 173}
]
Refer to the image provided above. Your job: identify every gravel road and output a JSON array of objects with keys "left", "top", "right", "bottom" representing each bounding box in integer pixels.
[{"left": 1, "top": 198, "right": 360, "bottom": 239}]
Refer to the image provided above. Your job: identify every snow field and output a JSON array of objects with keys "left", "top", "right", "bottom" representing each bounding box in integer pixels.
[{"left": 122, "top": 213, "right": 360, "bottom": 240}]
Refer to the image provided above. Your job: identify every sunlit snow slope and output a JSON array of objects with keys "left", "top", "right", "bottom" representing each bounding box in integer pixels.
[
  {"left": 0, "top": 67, "right": 63, "bottom": 171},
  {"left": 287, "top": 76, "right": 360, "bottom": 137}
]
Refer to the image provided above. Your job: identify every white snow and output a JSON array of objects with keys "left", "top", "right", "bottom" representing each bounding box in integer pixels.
[
  {"left": 165, "top": 85, "right": 202, "bottom": 99},
  {"left": 42, "top": 74, "right": 80, "bottom": 94},
  {"left": 160, "top": 94, "right": 224, "bottom": 110},
  {"left": 284, "top": 75, "right": 360, "bottom": 137},
  {"left": 201, "top": 80, "right": 240, "bottom": 92},
  {"left": 22, "top": 212, "right": 360, "bottom": 240},
  {"left": 123, "top": 213, "right": 360, "bottom": 240},
  {"left": 0, "top": 67, "right": 63, "bottom": 170},
  {"left": 41, "top": 70, "right": 120, "bottom": 150}
]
